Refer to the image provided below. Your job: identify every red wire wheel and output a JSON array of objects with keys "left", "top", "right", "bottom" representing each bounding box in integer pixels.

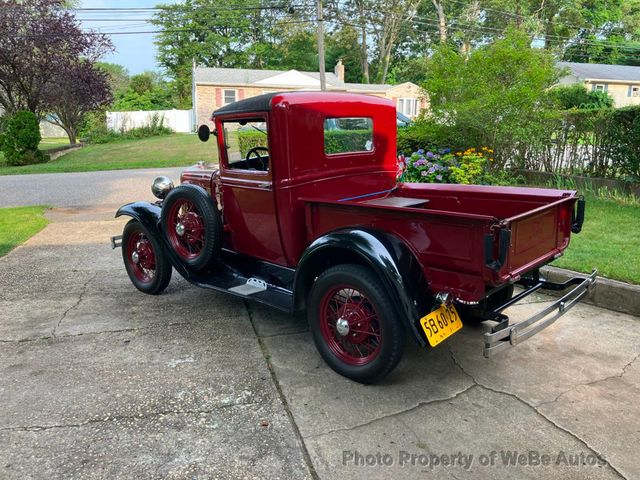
[
  {"left": 319, "top": 285, "right": 382, "bottom": 366},
  {"left": 165, "top": 199, "right": 205, "bottom": 260},
  {"left": 126, "top": 230, "right": 156, "bottom": 284},
  {"left": 161, "top": 184, "right": 221, "bottom": 270},
  {"left": 308, "top": 264, "right": 405, "bottom": 384},
  {"left": 121, "top": 220, "right": 172, "bottom": 295}
]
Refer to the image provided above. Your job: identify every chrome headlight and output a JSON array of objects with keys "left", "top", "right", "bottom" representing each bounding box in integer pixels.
[{"left": 151, "top": 176, "right": 174, "bottom": 199}]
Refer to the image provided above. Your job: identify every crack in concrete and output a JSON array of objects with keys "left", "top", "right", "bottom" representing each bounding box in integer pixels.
[
  {"left": 304, "top": 382, "right": 477, "bottom": 440},
  {"left": 536, "top": 351, "right": 640, "bottom": 409},
  {"left": 0, "top": 321, "right": 195, "bottom": 344},
  {"left": 447, "top": 346, "right": 629, "bottom": 480},
  {"left": 0, "top": 402, "right": 261, "bottom": 433},
  {"left": 51, "top": 273, "right": 97, "bottom": 337},
  {"left": 244, "top": 301, "right": 320, "bottom": 480}
]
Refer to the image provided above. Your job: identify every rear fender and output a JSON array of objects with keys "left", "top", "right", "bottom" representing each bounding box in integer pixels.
[{"left": 295, "top": 229, "right": 432, "bottom": 346}]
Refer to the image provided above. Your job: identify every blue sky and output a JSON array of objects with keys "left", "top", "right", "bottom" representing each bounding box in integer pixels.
[{"left": 79, "top": 0, "right": 178, "bottom": 75}]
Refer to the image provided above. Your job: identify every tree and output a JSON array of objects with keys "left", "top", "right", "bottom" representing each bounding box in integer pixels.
[
  {"left": 96, "top": 62, "right": 130, "bottom": 96},
  {"left": 422, "top": 29, "right": 559, "bottom": 166},
  {"left": 326, "top": 25, "right": 364, "bottom": 82},
  {"left": 0, "top": 0, "right": 111, "bottom": 117},
  {"left": 152, "top": 0, "right": 302, "bottom": 106},
  {"left": 47, "top": 61, "right": 112, "bottom": 144}
]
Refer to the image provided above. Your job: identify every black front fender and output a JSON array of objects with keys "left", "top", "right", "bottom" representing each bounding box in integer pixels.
[
  {"left": 295, "top": 229, "right": 432, "bottom": 346},
  {"left": 115, "top": 202, "right": 163, "bottom": 241}
]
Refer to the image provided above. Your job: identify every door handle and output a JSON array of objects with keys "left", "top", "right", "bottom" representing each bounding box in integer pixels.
[{"left": 258, "top": 182, "right": 271, "bottom": 189}]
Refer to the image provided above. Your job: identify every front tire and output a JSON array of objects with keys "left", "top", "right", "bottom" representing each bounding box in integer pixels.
[
  {"left": 122, "top": 220, "right": 172, "bottom": 294},
  {"left": 308, "top": 264, "right": 405, "bottom": 384},
  {"left": 161, "top": 184, "right": 221, "bottom": 270}
]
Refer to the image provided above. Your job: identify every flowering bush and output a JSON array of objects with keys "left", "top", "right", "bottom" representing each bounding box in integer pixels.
[{"left": 398, "top": 147, "right": 497, "bottom": 185}]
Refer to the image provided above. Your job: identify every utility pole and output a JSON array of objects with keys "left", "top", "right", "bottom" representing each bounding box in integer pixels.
[{"left": 316, "top": 0, "right": 326, "bottom": 91}]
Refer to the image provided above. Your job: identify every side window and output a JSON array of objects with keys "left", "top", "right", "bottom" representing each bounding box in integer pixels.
[
  {"left": 221, "top": 119, "right": 269, "bottom": 172},
  {"left": 324, "top": 117, "right": 374, "bottom": 155}
]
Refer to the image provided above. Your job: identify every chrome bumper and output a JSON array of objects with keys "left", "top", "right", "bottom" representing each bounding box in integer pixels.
[
  {"left": 110, "top": 235, "right": 122, "bottom": 249},
  {"left": 483, "top": 269, "right": 597, "bottom": 357}
]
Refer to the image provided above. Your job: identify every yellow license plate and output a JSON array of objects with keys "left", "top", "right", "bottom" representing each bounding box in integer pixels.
[{"left": 420, "top": 304, "right": 463, "bottom": 347}]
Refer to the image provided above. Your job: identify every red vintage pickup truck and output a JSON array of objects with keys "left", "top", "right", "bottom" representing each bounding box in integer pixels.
[{"left": 112, "top": 92, "right": 596, "bottom": 383}]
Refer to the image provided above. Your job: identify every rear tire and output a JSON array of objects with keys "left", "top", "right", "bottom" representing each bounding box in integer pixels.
[
  {"left": 308, "top": 264, "right": 405, "bottom": 384},
  {"left": 122, "top": 220, "right": 172, "bottom": 295}
]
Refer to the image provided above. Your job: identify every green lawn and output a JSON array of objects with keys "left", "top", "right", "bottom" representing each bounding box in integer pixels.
[
  {"left": 38, "top": 137, "right": 70, "bottom": 150},
  {"left": 553, "top": 196, "right": 640, "bottom": 284},
  {"left": 0, "top": 134, "right": 214, "bottom": 175},
  {"left": 0, "top": 206, "right": 49, "bottom": 257}
]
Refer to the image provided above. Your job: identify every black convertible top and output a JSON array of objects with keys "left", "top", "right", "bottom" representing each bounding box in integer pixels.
[{"left": 212, "top": 92, "right": 278, "bottom": 116}]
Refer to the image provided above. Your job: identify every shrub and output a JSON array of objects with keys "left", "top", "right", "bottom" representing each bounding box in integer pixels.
[
  {"left": 0, "top": 111, "right": 48, "bottom": 166},
  {"left": 548, "top": 84, "right": 614, "bottom": 110},
  {"left": 398, "top": 147, "right": 514, "bottom": 185}
]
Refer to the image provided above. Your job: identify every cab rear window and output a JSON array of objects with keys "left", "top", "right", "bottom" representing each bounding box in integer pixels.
[{"left": 324, "top": 117, "right": 373, "bottom": 155}]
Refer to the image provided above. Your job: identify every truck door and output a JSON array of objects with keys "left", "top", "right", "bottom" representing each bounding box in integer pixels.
[{"left": 216, "top": 117, "right": 286, "bottom": 265}]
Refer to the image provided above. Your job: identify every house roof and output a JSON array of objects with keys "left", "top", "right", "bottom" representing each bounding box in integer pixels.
[
  {"left": 193, "top": 66, "right": 396, "bottom": 92},
  {"left": 212, "top": 91, "right": 394, "bottom": 117},
  {"left": 557, "top": 62, "right": 640, "bottom": 82}
]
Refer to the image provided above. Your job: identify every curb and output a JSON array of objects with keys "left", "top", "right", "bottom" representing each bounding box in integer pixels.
[{"left": 541, "top": 266, "right": 640, "bottom": 317}]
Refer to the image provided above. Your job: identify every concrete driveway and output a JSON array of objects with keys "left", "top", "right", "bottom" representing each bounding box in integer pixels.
[{"left": 0, "top": 181, "right": 638, "bottom": 479}]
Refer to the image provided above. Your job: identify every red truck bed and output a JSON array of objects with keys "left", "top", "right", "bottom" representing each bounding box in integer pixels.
[{"left": 303, "top": 183, "right": 578, "bottom": 303}]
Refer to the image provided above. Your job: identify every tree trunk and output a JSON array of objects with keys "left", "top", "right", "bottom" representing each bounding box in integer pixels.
[
  {"left": 432, "top": 0, "right": 447, "bottom": 44},
  {"left": 362, "top": 25, "right": 369, "bottom": 84}
]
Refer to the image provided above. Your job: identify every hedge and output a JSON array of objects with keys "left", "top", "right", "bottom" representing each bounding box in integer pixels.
[
  {"left": 324, "top": 130, "right": 372, "bottom": 154},
  {"left": 237, "top": 130, "right": 268, "bottom": 157},
  {"left": 399, "top": 105, "right": 640, "bottom": 182}
]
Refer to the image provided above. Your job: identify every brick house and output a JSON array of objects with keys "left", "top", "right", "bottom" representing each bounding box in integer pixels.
[
  {"left": 557, "top": 62, "right": 640, "bottom": 107},
  {"left": 192, "top": 61, "right": 426, "bottom": 127}
]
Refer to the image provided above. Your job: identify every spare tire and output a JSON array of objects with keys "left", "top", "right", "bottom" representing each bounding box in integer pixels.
[{"left": 161, "top": 184, "right": 221, "bottom": 270}]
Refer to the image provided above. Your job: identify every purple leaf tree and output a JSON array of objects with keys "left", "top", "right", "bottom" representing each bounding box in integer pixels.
[{"left": 0, "top": 0, "right": 112, "bottom": 140}]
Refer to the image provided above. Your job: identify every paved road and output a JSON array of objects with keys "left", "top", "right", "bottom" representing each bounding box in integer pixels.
[
  {"left": 0, "top": 204, "right": 638, "bottom": 479},
  {"left": 0, "top": 167, "right": 184, "bottom": 208}
]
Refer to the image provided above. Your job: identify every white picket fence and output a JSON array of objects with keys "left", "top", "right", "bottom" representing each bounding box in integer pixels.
[{"left": 106, "top": 109, "right": 194, "bottom": 133}]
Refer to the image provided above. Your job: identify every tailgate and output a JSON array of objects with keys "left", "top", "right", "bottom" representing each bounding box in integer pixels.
[{"left": 486, "top": 195, "right": 581, "bottom": 282}]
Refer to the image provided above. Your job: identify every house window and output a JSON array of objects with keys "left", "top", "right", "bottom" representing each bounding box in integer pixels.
[
  {"left": 397, "top": 98, "right": 419, "bottom": 117},
  {"left": 594, "top": 84, "right": 606, "bottom": 92},
  {"left": 324, "top": 117, "right": 374, "bottom": 155},
  {"left": 632, "top": 86, "right": 640, "bottom": 97},
  {"left": 223, "top": 89, "right": 237, "bottom": 105}
]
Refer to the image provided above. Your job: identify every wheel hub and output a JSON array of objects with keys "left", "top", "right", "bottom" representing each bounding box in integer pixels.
[
  {"left": 131, "top": 251, "right": 140, "bottom": 264},
  {"left": 175, "top": 222, "right": 185, "bottom": 236},
  {"left": 336, "top": 318, "right": 350, "bottom": 336}
]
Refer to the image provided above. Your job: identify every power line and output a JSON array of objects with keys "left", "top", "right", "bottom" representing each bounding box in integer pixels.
[{"left": 10, "top": 18, "right": 318, "bottom": 37}]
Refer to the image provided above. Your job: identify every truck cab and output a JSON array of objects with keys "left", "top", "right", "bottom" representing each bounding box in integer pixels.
[{"left": 113, "top": 92, "right": 596, "bottom": 384}]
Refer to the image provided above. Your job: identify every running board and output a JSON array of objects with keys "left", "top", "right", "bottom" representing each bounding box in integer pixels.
[
  {"left": 229, "top": 278, "right": 268, "bottom": 295},
  {"left": 170, "top": 250, "right": 295, "bottom": 313}
]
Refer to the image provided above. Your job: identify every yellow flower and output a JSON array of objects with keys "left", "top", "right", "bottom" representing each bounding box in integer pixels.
[
  {"left": 488, "top": 148, "right": 494, "bottom": 153},
  {"left": 489, "top": 157, "right": 494, "bottom": 162},
  {"left": 456, "top": 152, "right": 462, "bottom": 156}
]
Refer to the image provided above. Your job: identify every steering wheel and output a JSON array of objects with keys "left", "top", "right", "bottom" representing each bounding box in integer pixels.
[{"left": 245, "top": 146, "right": 268, "bottom": 171}]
